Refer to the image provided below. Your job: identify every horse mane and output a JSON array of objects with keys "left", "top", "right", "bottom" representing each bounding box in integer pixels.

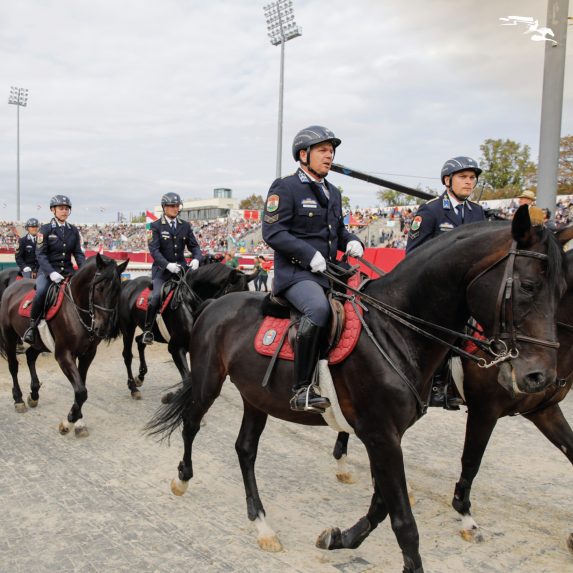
[{"left": 187, "top": 262, "right": 233, "bottom": 286}]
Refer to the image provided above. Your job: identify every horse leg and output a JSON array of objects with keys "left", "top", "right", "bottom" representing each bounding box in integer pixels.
[
  {"left": 234, "top": 398, "right": 282, "bottom": 552},
  {"left": 121, "top": 325, "right": 141, "bottom": 399},
  {"left": 524, "top": 403, "right": 573, "bottom": 554},
  {"left": 25, "top": 347, "right": 42, "bottom": 408},
  {"left": 333, "top": 431, "right": 354, "bottom": 484},
  {"left": 135, "top": 333, "right": 148, "bottom": 385},
  {"left": 5, "top": 331, "right": 26, "bottom": 413},
  {"left": 56, "top": 349, "right": 90, "bottom": 437},
  {"left": 161, "top": 342, "right": 190, "bottom": 404},
  {"left": 319, "top": 433, "right": 424, "bottom": 573},
  {"left": 453, "top": 408, "right": 499, "bottom": 543}
]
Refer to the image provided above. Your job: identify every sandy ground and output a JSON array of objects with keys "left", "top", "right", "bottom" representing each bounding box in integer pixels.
[{"left": 0, "top": 340, "right": 571, "bottom": 573}]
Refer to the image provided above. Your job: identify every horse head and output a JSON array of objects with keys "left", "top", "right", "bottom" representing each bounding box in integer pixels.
[
  {"left": 466, "top": 206, "right": 565, "bottom": 395},
  {"left": 71, "top": 254, "right": 128, "bottom": 340}
]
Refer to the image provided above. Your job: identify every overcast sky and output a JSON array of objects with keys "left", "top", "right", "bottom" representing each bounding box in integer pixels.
[{"left": 1, "top": 0, "right": 572, "bottom": 223}]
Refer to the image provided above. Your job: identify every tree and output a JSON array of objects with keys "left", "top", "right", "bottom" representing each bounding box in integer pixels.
[
  {"left": 377, "top": 188, "right": 406, "bottom": 206},
  {"left": 338, "top": 186, "right": 351, "bottom": 210},
  {"left": 239, "top": 194, "right": 265, "bottom": 210},
  {"left": 558, "top": 135, "right": 573, "bottom": 194},
  {"left": 478, "top": 138, "right": 537, "bottom": 199}
]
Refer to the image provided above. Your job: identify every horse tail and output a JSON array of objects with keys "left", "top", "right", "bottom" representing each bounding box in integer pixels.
[{"left": 144, "top": 376, "right": 193, "bottom": 441}]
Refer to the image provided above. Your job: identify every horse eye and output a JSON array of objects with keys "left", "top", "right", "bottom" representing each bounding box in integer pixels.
[{"left": 519, "top": 280, "right": 538, "bottom": 295}]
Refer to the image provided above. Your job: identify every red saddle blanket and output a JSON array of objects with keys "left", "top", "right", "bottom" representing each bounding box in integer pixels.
[
  {"left": 135, "top": 288, "right": 174, "bottom": 314},
  {"left": 254, "top": 275, "right": 363, "bottom": 365},
  {"left": 18, "top": 285, "right": 66, "bottom": 320},
  {"left": 462, "top": 323, "right": 487, "bottom": 355}
]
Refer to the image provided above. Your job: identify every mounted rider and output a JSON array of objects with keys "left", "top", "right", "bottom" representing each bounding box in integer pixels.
[
  {"left": 262, "top": 125, "right": 363, "bottom": 413},
  {"left": 15, "top": 217, "right": 40, "bottom": 278},
  {"left": 406, "top": 156, "right": 486, "bottom": 409},
  {"left": 22, "top": 195, "right": 86, "bottom": 345},
  {"left": 142, "top": 192, "right": 202, "bottom": 345}
]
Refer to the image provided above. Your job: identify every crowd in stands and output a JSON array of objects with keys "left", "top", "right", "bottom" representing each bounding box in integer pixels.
[{"left": 2, "top": 197, "right": 572, "bottom": 253}]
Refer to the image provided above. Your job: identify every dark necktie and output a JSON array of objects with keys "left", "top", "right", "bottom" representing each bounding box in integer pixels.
[
  {"left": 59, "top": 225, "right": 65, "bottom": 238},
  {"left": 456, "top": 205, "right": 464, "bottom": 223},
  {"left": 170, "top": 221, "right": 176, "bottom": 233}
]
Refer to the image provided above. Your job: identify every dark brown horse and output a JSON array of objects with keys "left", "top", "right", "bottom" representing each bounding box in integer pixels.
[
  {"left": 118, "top": 263, "right": 257, "bottom": 398},
  {"left": 147, "top": 208, "right": 566, "bottom": 573},
  {"left": 0, "top": 254, "right": 128, "bottom": 436},
  {"left": 0, "top": 268, "right": 20, "bottom": 301}
]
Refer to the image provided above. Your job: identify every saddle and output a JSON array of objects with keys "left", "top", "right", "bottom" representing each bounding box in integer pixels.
[
  {"left": 254, "top": 272, "right": 363, "bottom": 365},
  {"left": 135, "top": 281, "right": 177, "bottom": 314},
  {"left": 18, "top": 282, "right": 66, "bottom": 320}
]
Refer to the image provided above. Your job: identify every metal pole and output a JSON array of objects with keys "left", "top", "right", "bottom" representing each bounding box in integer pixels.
[
  {"left": 537, "top": 0, "right": 569, "bottom": 211},
  {"left": 16, "top": 102, "right": 20, "bottom": 221},
  {"left": 276, "top": 37, "right": 285, "bottom": 179}
]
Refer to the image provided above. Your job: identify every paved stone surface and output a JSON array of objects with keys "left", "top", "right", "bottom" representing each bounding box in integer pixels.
[{"left": 0, "top": 341, "right": 571, "bottom": 572}]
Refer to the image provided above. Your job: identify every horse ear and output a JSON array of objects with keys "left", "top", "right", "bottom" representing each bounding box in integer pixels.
[
  {"left": 96, "top": 252, "right": 106, "bottom": 269},
  {"left": 511, "top": 205, "right": 541, "bottom": 246},
  {"left": 117, "top": 259, "right": 129, "bottom": 275},
  {"left": 555, "top": 224, "right": 573, "bottom": 246},
  {"left": 228, "top": 269, "right": 242, "bottom": 284}
]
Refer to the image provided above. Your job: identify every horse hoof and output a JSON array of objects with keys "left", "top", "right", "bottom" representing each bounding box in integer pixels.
[
  {"left": 27, "top": 395, "right": 39, "bottom": 408},
  {"left": 316, "top": 527, "right": 341, "bottom": 550},
  {"left": 257, "top": 535, "right": 283, "bottom": 552},
  {"left": 59, "top": 421, "right": 70, "bottom": 435},
  {"left": 14, "top": 402, "right": 27, "bottom": 414},
  {"left": 131, "top": 390, "right": 142, "bottom": 400},
  {"left": 171, "top": 478, "right": 189, "bottom": 496},
  {"left": 460, "top": 528, "right": 484, "bottom": 543},
  {"left": 161, "top": 392, "right": 174, "bottom": 404},
  {"left": 566, "top": 532, "right": 573, "bottom": 555},
  {"left": 135, "top": 376, "right": 145, "bottom": 387},
  {"left": 336, "top": 471, "right": 355, "bottom": 484}
]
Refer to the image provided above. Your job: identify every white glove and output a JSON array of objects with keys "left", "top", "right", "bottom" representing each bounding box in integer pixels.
[
  {"left": 166, "top": 263, "right": 181, "bottom": 274},
  {"left": 309, "top": 251, "right": 327, "bottom": 273},
  {"left": 189, "top": 259, "right": 200, "bottom": 270},
  {"left": 49, "top": 272, "right": 64, "bottom": 283},
  {"left": 345, "top": 240, "right": 364, "bottom": 258},
  {"left": 23, "top": 267, "right": 31, "bottom": 272}
]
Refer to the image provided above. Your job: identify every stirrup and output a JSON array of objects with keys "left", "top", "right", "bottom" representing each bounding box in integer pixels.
[
  {"left": 22, "top": 326, "right": 37, "bottom": 345},
  {"left": 290, "top": 385, "right": 330, "bottom": 414},
  {"left": 142, "top": 330, "right": 154, "bottom": 345}
]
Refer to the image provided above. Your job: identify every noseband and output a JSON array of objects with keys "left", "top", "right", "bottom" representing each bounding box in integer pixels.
[{"left": 467, "top": 240, "right": 560, "bottom": 358}]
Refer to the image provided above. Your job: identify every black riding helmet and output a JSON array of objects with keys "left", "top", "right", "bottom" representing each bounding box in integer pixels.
[
  {"left": 50, "top": 195, "right": 72, "bottom": 209},
  {"left": 440, "top": 156, "right": 482, "bottom": 185},
  {"left": 292, "top": 126, "right": 341, "bottom": 162},
  {"left": 25, "top": 217, "right": 39, "bottom": 228},
  {"left": 161, "top": 192, "right": 182, "bottom": 207}
]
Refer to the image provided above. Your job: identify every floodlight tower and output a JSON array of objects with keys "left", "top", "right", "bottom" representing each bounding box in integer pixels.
[
  {"left": 263, "top": 1, "right": 302, "bottom": 178},
  {"left": 8, "top": 86, "right": 29, "bottom": 221}
]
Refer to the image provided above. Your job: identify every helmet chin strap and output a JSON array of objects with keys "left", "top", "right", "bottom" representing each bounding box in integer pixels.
[{"left": 300, "top": 147, "right": 333, "bottom": 179}]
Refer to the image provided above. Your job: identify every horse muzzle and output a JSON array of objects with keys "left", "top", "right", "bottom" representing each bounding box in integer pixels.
[{"left": 497, "top": 362, "right": 556, "bottom": 396}]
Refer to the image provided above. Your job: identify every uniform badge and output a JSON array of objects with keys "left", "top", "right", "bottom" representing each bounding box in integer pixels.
[
  {"left": 439, "top": 222, "right": 455, "bottom": 232},
  {"left": 37, "top": 232, "right": 44, "bottom": 246},
  {"left": 411, "top": 216, "right": 422, "bottom": 231},
  {"left": 264, "top": 214, "right": 279, "bottom": 224},
  {"left": 266, "top": 194, "right": 280, "bottom": 213},
  {"left": 301, "top": 198, "right": 318, "bottom": 208},
  {"left": 408, "top": 231, "right": 419, "bottom": 240},
  {"left": 442, "top": 195, "right": 451, "bottom": 210},
  {"left": 146, "top": 229, "right": 153, "bottom": 243}
]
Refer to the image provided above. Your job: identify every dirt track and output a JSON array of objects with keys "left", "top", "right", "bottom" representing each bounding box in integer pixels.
[{"left": 0, "top": 340, "right": 571, "bottom": 573}]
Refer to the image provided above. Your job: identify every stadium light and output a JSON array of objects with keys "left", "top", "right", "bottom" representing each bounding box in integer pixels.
[
  {"left": 263, "top": 0, "right": 302, "bottom": 178},
  {"left": 8, "top": 86, "right": 29, "bottom": 221}
]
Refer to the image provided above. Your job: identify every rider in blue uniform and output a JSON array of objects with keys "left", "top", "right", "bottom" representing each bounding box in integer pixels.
[
  {"left": 406, "top": 156, "right": 486, "bottom": 409},
  {"left": 262, "top": 126, "right": 363, "bottom": 413},
  {"left": 22, "top": 196, "right": 86, "bottom": 345},
  {"left": 142, "top": 192, "right": 202, "bottom": 345},
  {"left": 15, "top": 218, "right": 40, "bottom": 278}
]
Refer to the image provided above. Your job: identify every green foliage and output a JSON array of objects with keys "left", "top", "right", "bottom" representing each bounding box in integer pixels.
[
  {"left": 558, "top": 135, "right": 573, "bottom": 194},
  {"left": 130, "top": 212, "right": 145, "bottom": 223},
  {"left": 478, "top": 138, "right": 536, "bottom": 199},
  {"left": 239, "top": 194, "right": 265, "bottom": 210}
]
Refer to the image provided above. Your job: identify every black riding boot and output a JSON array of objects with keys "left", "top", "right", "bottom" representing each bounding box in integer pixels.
[
  {"left": 142, "top": 300, "right": 159, "bottom": 345},
  {"left": 429, "top": 373, "right": 463, "bottom": 410},
  {"left": 289, "top": 316, "right": 330, "bottom": 414},
  {"left": 22, "top": 294, "right": 43, "bottom": 345}
]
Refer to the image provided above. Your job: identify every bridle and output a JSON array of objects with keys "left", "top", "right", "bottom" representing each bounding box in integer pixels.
[{"left": 65, "top": 268, "right": 120, "bottom": 338}]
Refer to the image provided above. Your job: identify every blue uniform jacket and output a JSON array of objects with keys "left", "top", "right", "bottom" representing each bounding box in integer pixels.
[
  {"left": 36, "top": 219, "right": 86, "bottom": 276},
  {"left": 262, "top": 168, "right": 360, "bottom": 295},
  {"left": 406, "top": 191, "right": 486, "bottom": 254},
  {"left": 148, "top": 216, "right": 202, "bottom": 280},
  {"left": 15, "top": 234, "right": 39, "bottom": 272}
]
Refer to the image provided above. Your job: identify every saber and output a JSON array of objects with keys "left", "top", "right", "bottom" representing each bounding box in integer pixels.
[{"left": 330, "top": 163, "right": 436, "bottom": 201}]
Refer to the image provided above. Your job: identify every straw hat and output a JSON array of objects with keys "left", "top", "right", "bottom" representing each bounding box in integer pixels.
[{"left": 517, "top": 190, "right": 536, "bottom": 201}]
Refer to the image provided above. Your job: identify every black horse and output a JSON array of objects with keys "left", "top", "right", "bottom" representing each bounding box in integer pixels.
[
  {"left": 147, "top": 208, "right": 566, "bottom": 573},
  {"left": 0, "top": 254, "right": 128, "bottom": 436},
  {"left": 331, "top": 230, "right": 573, "bottom": 550},
  {"left": 119, "top": 263, "right": 258, "bottom": 398},
  {"left": 0, "top": 268, "right": 20, "bottom": 301}
]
